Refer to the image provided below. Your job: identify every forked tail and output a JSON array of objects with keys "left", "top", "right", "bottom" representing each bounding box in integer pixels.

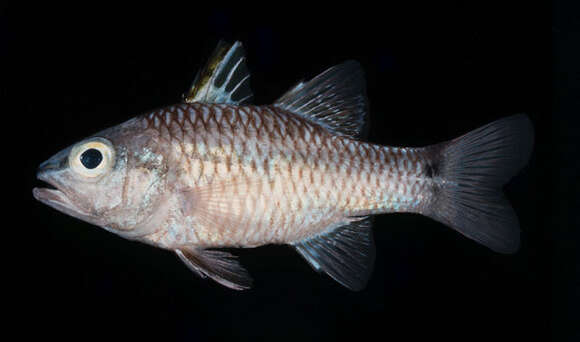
[{"left": 424, "top": 114, "right": 534, "bottom": 253}]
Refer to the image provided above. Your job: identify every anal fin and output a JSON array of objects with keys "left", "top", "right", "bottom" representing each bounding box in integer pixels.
[
  {"left": 175, "top": 248, "right": 253, "bottom": 290},
  {"left": 292, "top": 217, "right": 375, "bottom": 291}
]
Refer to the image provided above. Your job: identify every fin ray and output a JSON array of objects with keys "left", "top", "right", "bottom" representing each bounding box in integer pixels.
[
  {"left": 178, "top": 178, "right": 268, "bottom": 240},
  {"left": 176, "top": 248, "right": 252, "bottom": 290},
  {"left": 425, "top": 114, "right": 534, "bottom": 253},
  {"left": 274, "top": 61, "right": 369, "bottom": 139},
  {"left": 292, "top": 217, "right": 375, "bottom": 291},
  {"left": 183, "top": 40, "right": 253, "bottom": 105}
]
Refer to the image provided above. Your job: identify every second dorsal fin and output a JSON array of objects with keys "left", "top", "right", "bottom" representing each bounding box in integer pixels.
[
  {"left": 274, "top": 61, "right": 369, "bottom": 139},
  {"left": 183, "top": 40, "right": 253, "bottom": 105}
]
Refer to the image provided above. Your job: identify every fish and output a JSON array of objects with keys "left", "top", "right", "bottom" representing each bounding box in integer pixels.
[{"left": 33, "top": 41, "right": 534, "bottom": 291}]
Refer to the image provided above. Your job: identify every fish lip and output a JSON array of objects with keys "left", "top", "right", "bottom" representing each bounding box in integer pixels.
[
  {"left": 33, "top": 173, "right": 91, "bottom": 219},
  {"left": 33, "top": 186, "right": 72, "bottom": 208}
]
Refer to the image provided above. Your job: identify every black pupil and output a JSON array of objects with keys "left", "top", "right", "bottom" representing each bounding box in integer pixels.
[{"left": 80, "top": 148, "right": 103, "bottom": 169}]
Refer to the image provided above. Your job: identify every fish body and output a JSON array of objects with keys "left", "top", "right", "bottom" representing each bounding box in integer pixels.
[
  {"left": 33, "top": 41, "right": 533, "bottom": 290},
  {"left": 135, "top": 102, "right": 428, "bottom": 249}
]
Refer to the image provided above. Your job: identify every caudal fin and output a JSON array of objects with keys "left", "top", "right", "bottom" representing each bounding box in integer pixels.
[{"left": 425, "top": 114, "right": 534, "bottom": 253}]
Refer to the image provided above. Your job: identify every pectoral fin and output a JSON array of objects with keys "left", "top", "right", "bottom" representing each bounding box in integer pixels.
[
  {"left": 175, "top": 248, "right": 253, "bottom": 290},
  {"left": 292, "top": 217, "right": 375, "bottom": 291}
]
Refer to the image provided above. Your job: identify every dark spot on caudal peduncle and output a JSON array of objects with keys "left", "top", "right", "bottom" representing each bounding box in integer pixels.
[{"left": 425, "top": 161, "right": 439, "bottom": 178}]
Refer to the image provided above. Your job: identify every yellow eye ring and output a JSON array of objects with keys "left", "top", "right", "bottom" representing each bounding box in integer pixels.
[{"left": 69, "top": 138, "right": 115, "bottom": 179}]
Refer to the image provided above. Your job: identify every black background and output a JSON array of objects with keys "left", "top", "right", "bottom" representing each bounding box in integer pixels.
[{"left": 4, "top": 2, "right": 578, "bottom": 341}]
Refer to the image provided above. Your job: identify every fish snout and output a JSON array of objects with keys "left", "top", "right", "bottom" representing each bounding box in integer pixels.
[
  {"left": 34, "top": 148, "right": 71, "bottom": 203},
  {"left": 37, "top": 148, "right": 70, "bottom": 177}
]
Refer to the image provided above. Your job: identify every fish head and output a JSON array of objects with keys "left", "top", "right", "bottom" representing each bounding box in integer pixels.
[{"left": 33, "top": 119, "right": 169, "bottom": 238}]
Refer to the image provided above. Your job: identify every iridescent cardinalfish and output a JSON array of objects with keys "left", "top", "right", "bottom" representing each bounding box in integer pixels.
[{"left": 33, "top": 41, "right": 534, "bottom": 290}]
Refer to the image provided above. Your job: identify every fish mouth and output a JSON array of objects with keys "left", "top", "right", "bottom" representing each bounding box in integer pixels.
[{"left": 33, "top": 174, "right": 91, "bottom": 219}]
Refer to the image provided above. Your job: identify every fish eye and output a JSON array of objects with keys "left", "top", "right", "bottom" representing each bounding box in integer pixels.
[
  {"left": 69, "top": 138, "right": 115, "bottom": 178},
  {"left": 80, "top": 148, "right": 103, "bottom": 169}
]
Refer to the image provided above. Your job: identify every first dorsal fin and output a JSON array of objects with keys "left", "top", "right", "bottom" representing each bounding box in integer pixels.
[
  {"left": 274, "top": 61, "right": 369, "bottom": 139},
  {"left": 183, "top": 40, "right": 253, "bottom": 105},
  {"left": 292, "top": 217, "right": 375, "bottom": 291}
]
